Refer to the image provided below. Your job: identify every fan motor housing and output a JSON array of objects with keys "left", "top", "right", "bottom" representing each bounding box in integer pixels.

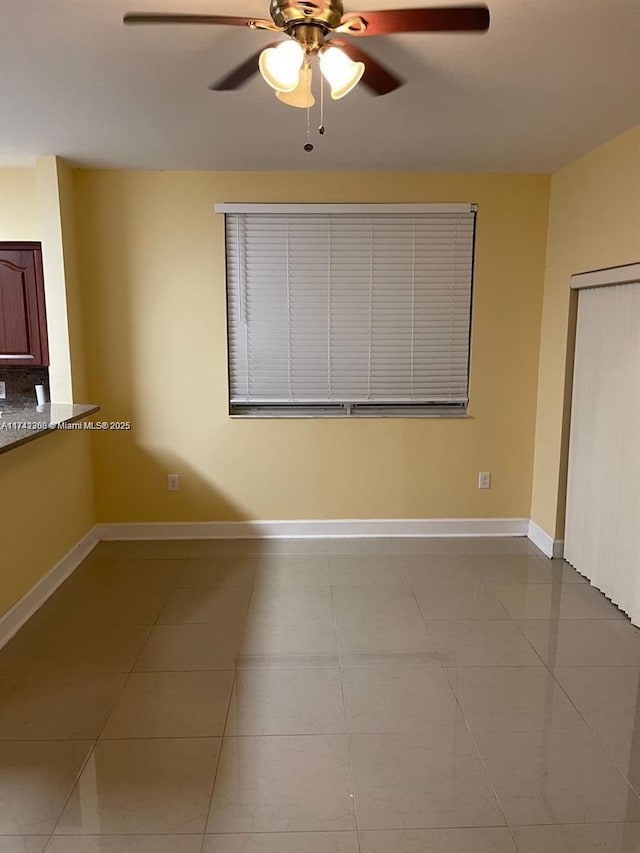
[{"left": 269, "top": 0, "right": 345, "bottom": 30}]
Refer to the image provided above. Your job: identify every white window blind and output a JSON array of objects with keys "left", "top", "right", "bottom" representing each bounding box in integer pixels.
[{"left": 224, "top": 206, "right": 475, "bottom": 415}]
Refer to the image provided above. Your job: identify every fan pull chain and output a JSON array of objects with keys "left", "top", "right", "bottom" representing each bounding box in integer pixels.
[
  {"left": 319, "top": 71, "right": 325, "bottom": 135},
  {"left": 304, "top": 98, "right": 313, "bottom": 152}
]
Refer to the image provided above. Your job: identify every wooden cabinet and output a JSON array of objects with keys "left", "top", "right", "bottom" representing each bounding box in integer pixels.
[{"left": 0, "top": 243, "right": 49, "bottom": 367}]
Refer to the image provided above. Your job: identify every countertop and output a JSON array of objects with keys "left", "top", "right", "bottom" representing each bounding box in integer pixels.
[{"left": 0, "top": 402, "right": 101, "bottom": 455}]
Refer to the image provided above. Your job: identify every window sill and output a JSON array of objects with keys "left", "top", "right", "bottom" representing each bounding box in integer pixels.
[{"left": 229, "top": 406, "right": 470, "bottom": 419}]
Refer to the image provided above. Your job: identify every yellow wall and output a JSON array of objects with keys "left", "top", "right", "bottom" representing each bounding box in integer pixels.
[
  {"left": 531, "top": 125, "right": 640, "bottom": 538},
  {"left": 0, "top": 433, "right": 96, "bottom": 616},
  {"left": 0, "top": 163, "right": 96, "bottom": 618},
  {"left": 74, "top": 170, "right": 550, "bottom": 523},
  {"left": 0, "top": 168, "right": 39, "bottom": 240}
]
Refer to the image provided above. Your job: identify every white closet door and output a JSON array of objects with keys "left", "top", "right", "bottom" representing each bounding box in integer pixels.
[{"left": 565, "top": 281, "right": 640, "bottom": 624}]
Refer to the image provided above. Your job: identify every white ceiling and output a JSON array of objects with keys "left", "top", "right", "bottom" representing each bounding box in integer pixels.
[{"left": 1, "top": 0, "right": 638, "bottom": 172}]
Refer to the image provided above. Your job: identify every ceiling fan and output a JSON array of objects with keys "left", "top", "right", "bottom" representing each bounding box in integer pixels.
[{"left": 124, "top": 1, "right": 490, "bottom": 106}]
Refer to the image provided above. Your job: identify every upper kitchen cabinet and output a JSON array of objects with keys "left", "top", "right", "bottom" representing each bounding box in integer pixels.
[{"left": 0, "top": 243, "right": 49, "bottom": 367}]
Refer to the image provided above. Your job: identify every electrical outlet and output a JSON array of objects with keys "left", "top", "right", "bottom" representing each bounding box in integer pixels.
[
  {"left": 167, "top": 474, "right": 180, "bottom": 492},
  {"left": 478, "top": 471, "right": 491, "bottom": 489},
  {"left": 0, "top": 381, "right": 5, "bottom": 400}
]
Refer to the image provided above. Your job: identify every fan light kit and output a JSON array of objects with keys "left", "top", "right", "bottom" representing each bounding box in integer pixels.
[{"left": 124, "top": 1, "right": 490, "bottom": 151}]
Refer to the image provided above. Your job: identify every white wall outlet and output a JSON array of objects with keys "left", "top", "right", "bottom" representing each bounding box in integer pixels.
[
  {"left": 0, "top": 381, "right": 5, "bottom": 399},
  {"left": 478, "top": 471, "right": 491, "bottom": 489},
  {"left": 167, "top": 474, "right": 180, "bottom": 492}
]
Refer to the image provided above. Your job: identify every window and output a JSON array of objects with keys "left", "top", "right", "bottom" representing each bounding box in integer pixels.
[{"left": 218, "top": 203, "right": 476, "bottom": 417}]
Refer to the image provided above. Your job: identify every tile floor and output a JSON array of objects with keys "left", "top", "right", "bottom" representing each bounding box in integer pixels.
[{"left": 1, "top": 537, "right": 640, "bottom": 851}]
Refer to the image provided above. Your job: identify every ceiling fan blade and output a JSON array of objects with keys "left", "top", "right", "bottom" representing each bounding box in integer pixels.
[
  {"left": 341, "top": 5, "right": 490, "bottom": 36},
  {"left": 210, "top": 46, "right": 277, "bottom": 91},
  {"left": 123, "top": 12, "right": 259, "bottom": 27},
  {"left": 331, "top": 38, "right": 404, "bottom": 95}
]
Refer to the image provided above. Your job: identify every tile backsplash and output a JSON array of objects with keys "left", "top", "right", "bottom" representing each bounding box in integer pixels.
[{"left": 0, "top": 367, "right": 50, "bottom": 403}]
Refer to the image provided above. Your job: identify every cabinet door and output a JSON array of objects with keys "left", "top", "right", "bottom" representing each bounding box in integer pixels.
[{"left": 0, "top": 244, "right": 49, "bottom": 366}]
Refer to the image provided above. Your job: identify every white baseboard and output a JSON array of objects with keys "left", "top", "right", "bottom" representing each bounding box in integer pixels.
[
  {"left": 0, "top": 516, "right": 544, "bottom": 652},
  {"left": 96, "top": 517, "right": 530, "bottom": 540},
  {"left": 0, "top": 526, "right": 99, "bottom": 650},
  {"left": 527, "top": 520, "right": 564, "bottom": 559}
]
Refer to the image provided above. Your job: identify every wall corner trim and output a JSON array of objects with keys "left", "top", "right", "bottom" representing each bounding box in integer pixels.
[
  {"left": 0, "top": 526, "right": 99, "bottom": 650},
  {"left": 527, "top": 519, "right": 564, "bottom": 559}
]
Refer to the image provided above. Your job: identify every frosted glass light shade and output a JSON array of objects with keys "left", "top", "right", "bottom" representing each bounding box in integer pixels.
[
  {"left": 276, "top": 65, "right": 315, "bottom": 107},
  {"left": 259, "top": 40, "right": 304, "bottom": 93},
  {"left": 319, "top": 45, "right": 364, "bottom": 99}
]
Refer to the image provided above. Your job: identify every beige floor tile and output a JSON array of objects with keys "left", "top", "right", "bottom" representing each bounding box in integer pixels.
[
  {"left": 55, "top": 738, "right": 221, "bottom": 835},
  {"left": 102, "top": 671, "right": 234, "bottom": 738},
  {"left": 175, "top": 557, "right": 257, "bottom": 589},
  {"left": 340, "top": 651, "right": 440, "bottom": 667},
  {"left": 428, "top": 621, "right": 541, "bottom": 667},
  {"left": 328, "top": 538, "right": 396, "bottom": 554},
  {"left": 257, "top": 539, "right": 329, "bottom": 555},
  {"left": 71, "top": 558, "right": 184, "bottom": 590},
  {"left": 401, "top": 555, "right": 477, "bottom": 581},
  {"left": 0, "top": 839, "right": 48, "bottom": 853},
  {"left": 545, "top": 559, "right": 589, "bottom": 584},
  {"left": 226, "top": 669, "right": 344, "bottom": 735},
  {"left": 0, "top": 740, "right": 93, "bottom": 834},
  {"left": 342, "top": 666, "right": 458, "bottom": 733},
  {"left": 446, "top": 667, "right": 585, "bottom": 733},
  {"left": 474, "top": 728, "right": 640, "bottom": 825},
  {"left": 208, "top": 734, "right": 355, "bottom": 833},
  {"left": 204, "top": 833, "right": 358, "bottom": 852},
  {"left": 393, "top": 539, "right": 473, "bottom": 555},
  {"left": 329, "top": 555, "right": 408, "bottom": 586},
  {"left": 37, "top": 583, "right": 171, "bottom": 627},
  {"left": 45, "top": 839, "right": 203, "bottom": 852},
  {"left": 249, "top": 585, "right": 333, "bottom": 621},
  {"left": 472, "top": 555, "right": 563, "bottom": 586},
  {"left": 517, "top": 619, "right": 640, "bottom": 667},
  {"left": 512, "top": 822, "right": 640, "bottom": 852},
  {"left": 6, "top": 535, "right": 640, "bottom": 850},
  {"left": 157, "top": 586, "right": 251, "bottom": 625},
  {"left": 592, "top": 727, "right": 640, "bottom": 790},
  {"left": 0, "top": 673, "right": 126, "bottom": 739},
  {"left": 413, "top": 578, "right": 510, "bottom": 620},
  {"left": 238, "top": 653, "right": 341, "bottom": 669},
  {"left": 254, "top": 556, "right": 331, "bottom": 588},
  {"left": 168, "top": 540, "right": 259, "bottom": 557},
  {"left": 552, "top": 666, "right": 640, "bottom": 779},
  {"left": 239, "top": 613, "right": 338, "bottom": 668},
  {"left": 199, "top": 540, "right": 269, "bottom": 556},
  {"left": 0, "top": 623, "right": 52, "bottom": 675},
  {"left": 459, "top": 538, "right": 537, "bottom": 556},
  {"left": 349, "top": 725, "right": 504, "bottom": 830},
  {"left": 394, "top": 538, "right": 532, "bottom": 557},
  {"left": 492, "top": 583, "right": 623, "bottom": 620},
  {"left": 35, "top": 562, "right": 174, "bottom": 625},
  {"left": 483, "top": 558, "right": 588, "bottom": 586},
  {"left": 358, "top": 828, "right": 518, "bottom": 852},
  {"left": 553, "top": 666, "right": 640, "bottom": 726},
  {"left": 25, "top": 624, "right": 151, "bottom": 675},
  {"left": 334, "top": 586, "right": 433, "bottom": 658},
  {"left": 135, "top": 623, "right": 243, "bottom": 671},
  {"left": 91, "top": 540, "right": 195, "bottom": 560},
  {"left": 93, "top": 540, "right": 260, "bottom": 559}
]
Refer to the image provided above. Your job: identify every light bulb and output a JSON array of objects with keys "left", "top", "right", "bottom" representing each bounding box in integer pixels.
[
  {"left": 259, "top": 40, "right": 304, "bottom": 93},
  {"left": 276, "top": 65, "right": 315, "bottom": 108},
  {"left": 319, "top": 45, "right": 364, "bottom": 100}
]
